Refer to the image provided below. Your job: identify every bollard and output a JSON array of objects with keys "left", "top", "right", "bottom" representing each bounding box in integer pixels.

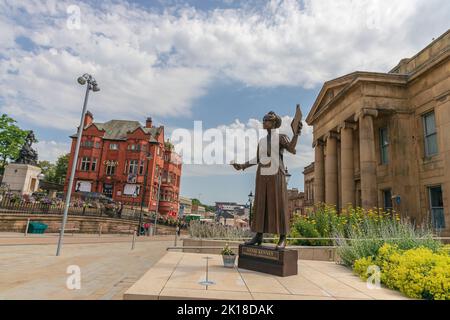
[
  {"left": 174, "top": 230, "right": 177, "bottom": 247},
  {"left": 199, "top": 257, "right": 215, "bottom": 287},
  {"left": 98, "top": 225, "right": 102, "bottom": 237},
  {"left": 131, "top": 230, "right": 136, "bottom": 250},
  {"left": 24, "top": 218, "right": 30, "bottom": 237}
]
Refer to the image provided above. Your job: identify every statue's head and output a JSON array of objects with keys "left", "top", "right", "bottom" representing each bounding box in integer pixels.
[{"left": 263, "top": 111, "right": 282, "bottom": 130}]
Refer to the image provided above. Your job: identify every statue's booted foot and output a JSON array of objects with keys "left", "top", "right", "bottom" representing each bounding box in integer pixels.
[
  {"left": 275, "top": 235, "right": 287, "bottom": 250},
  {"left": 245, "top": 233, "right": 263, "bottom": 246}
]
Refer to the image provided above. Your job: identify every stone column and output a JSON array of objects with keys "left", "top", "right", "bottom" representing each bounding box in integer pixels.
[
  {"left": 339, "top": 122, "right": 357, "bottom": 208},
  {"left": 325, "top": 132, "right": 339, "bottom": 206},
  {"left": 355, "top": 108, "right": 378, "bottom": 209},
  {"left": 313, "top": 139, "right": 325, "bottom": 204}
]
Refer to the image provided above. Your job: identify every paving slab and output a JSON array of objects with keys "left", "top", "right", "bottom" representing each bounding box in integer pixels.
[
  {"left": 0, "top": 239, "right": 172, "bottom": 299},
  {"left": 123, "top": 252, "right": 409, "bottom": 300}
]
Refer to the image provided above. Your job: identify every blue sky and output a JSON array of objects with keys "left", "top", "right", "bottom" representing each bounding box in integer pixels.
[{"left": 1, "top": 0, "right": 449, "bottom": 205}]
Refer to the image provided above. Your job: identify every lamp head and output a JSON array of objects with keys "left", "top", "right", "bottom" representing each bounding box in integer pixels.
[
  {"left": 285, "top": 167, "right": 292, "bottom": 183},
  {"left": 77, "top": 76, "right": 86, "bottom": 85},
  {"left": 92, "top": 84, "right": 100, "bottom": 92}
]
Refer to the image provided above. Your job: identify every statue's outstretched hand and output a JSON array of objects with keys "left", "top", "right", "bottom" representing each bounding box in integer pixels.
[{"left": 232, "top": 163, "right": 244, "bottom": 171}]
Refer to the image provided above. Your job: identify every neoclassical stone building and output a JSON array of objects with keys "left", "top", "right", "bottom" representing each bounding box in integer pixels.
[{"left": 306, "top": 30, "right": 450, "bottom": 235}]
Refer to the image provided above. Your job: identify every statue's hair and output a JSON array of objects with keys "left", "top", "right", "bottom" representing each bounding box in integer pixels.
[{"left": 263, "top": 111, "right": 282, "bottom": 129}]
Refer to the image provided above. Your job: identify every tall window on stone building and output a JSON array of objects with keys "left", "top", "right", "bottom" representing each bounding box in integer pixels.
[
  {"left": 379, "top": 127, "right": 389, "bottom": 164},
  {"left": 423, "top": 112, "right": 438, "bottom": 157},
  {"left": 80, "top": 157, "right": 90, "bottom": 171},
  {"left": 429, "top": 186, "right": 445, "bottom": 230},
  {"left": 383, "top": 189, "right": 393, "bottom": 212}
]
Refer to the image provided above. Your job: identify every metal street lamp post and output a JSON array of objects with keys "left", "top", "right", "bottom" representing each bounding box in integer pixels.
[
  {"left": 285, "top": 166, "right": 292, "bottom": 184},
  {"left": 137, "top": 152, "right": 152, "bottom": 236},
  {"left": 248, "top": 191, "right": 253, "bottom": 228},
  {"left": 56, "top": 74, "right": 99, "bottom": 256},
  {"left": 153, "top": 172, "right": 162, "bottom": 236}
]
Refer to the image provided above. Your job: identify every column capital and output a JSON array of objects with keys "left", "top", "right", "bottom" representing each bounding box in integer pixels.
[
  {"left": 324, "top": 131, "right": 340, "bottom": 142},
  {"left": 312, "top": 139, "right": 325, "bottom": 148},
  {"left": 337, "top": 121, "right": 357, "bottom": 133},
  {"left": 354, "top": 108, "right": 378, "bottom": 122}
]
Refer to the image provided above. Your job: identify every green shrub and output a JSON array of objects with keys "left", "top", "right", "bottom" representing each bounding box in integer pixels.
[
  {"left": 335, "top": 218, "right": 441, "bottom": 267},
  {"left": 290, "top": 218, "right": 328, "bottom": 246},
  {"left": 353, "top": 256, "right": 375, "bottom": 280},
  {"left": 289, "top": 204, "right": 436, "bottom": 252}
]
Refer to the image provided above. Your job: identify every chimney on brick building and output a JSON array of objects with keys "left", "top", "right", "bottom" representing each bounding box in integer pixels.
[
  {"left": 84, "top": 110, "right": 94, "bottom": 127},
  {"left": 146, "top": 117, "right": 153, "bottom": 128}
]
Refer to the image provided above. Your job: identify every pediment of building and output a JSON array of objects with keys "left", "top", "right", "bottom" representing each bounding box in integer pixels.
[{"left": 306, "top": 72, "right": 408, "bottom": 125}]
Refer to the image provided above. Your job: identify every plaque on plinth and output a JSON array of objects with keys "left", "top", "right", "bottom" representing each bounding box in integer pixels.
[{"left": 238, "top": 244, "right": 298, "bottom": 277}]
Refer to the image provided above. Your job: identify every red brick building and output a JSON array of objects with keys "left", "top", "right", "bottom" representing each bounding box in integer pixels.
[{"left": 64, "top": 111, "right": 182, "bottom": 217}]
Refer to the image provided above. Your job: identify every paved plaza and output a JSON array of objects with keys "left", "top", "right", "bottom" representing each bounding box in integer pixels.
[
  {"left": 124, "top": 252, "right": 409, "bottom": 300},
  {"left": 0, "top": 233, "right": 173, "bottom": 300},
  {"left": 1, "top": 234, "right": 408, "bottom": 300}
]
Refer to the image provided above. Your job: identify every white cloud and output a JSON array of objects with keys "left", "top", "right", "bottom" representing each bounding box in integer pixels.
[
  {"left": 35, "top": 140, "right": 71, "bottom": 163},
  {"left": 0, "top": 0, "right": 448, "bottom": 131},
  {"left": 175, "top": 115, "right": 314, "bottom": 177}
]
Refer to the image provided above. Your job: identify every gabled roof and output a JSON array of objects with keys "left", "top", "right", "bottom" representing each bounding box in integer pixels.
[
  {"left": 71, "top": 119, "right": 162, "bottom": 141},
  {"left": 305, "top": 72, "right": 407, "bottom": 125}
]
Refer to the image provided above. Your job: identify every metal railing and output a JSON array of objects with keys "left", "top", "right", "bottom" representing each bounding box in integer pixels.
[
  {"left": 0, "top": 198, "right": 141, "bottom": 221},
  {"left": 0, "top": 198, "right": 190, "bottom": 231},
  {"left": 190, "top": 237, "right": 450, "bottom": 241}
]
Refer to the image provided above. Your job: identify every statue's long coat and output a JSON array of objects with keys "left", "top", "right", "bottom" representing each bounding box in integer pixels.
[{"left": 251, "top": 133, "right": 295, "bottom": 235}]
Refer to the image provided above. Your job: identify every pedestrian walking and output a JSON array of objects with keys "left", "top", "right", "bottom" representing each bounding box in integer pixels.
[{"left": 117, "top": 202, "right": 123, "bottom": 218}]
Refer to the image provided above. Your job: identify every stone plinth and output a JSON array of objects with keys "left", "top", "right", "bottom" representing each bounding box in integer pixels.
[
  {"left": 238, "top": 244, "right": 298, "bottom": 277},
  {"left": 2, "top": 163, "right": 41, "bottom": 195}
]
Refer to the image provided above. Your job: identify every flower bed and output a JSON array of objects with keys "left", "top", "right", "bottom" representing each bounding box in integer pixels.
[
  {"left": 353, "top": 244, "right": 450, "bottom": 300},
  {"left": 290, "top": 205, "right": 407, "bottom": 246}
]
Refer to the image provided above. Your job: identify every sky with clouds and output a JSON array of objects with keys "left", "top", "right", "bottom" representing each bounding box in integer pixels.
[{"left": 1, "top": 0, "right": 449, "bottom": 204}]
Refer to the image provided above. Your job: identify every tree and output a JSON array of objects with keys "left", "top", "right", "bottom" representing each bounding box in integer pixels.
[
  {"left": 37, "top": 154, "right": 69, "bottom": 184},
  {"left": 37, "top": 160, "right": 56, "bottom": 181},
  {"left": 191, "top": 198, "right": 214, "bottom": 211},
  {"left": 53, "top": 153, "right": 69, "bottom": 184},
  {"left": 0, "top": 114, "right": 29, "bottom": 172}
]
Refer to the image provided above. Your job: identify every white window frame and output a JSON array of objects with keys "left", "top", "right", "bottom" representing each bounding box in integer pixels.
[
  {"left": 110, "top": 143, "right": 119, "bottom": 150},
  {"left": 423, "top": 112, "right": 438, "bottom": 157},
  {"left": 129, "top": 159, "right": 139, "bottom": 174},
  {"left": 428, "top": 185, "right": 445, "bottom": 230},
  {"left": 106, "top": 163, "right": 116, "bottom": 176},
  {"left": 379, "top": 127, "right": 389, "bottom": 164},
  {"left": 80, "top": 157, "right": 90, "bottom": 171},
  {"left": 91, "top": 158, "right": 97, "bottom": 171}
]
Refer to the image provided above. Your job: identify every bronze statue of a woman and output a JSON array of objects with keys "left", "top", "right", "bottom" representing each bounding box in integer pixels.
[{"left": 233, "top": 109, "right": 302, "bottom": 250}]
